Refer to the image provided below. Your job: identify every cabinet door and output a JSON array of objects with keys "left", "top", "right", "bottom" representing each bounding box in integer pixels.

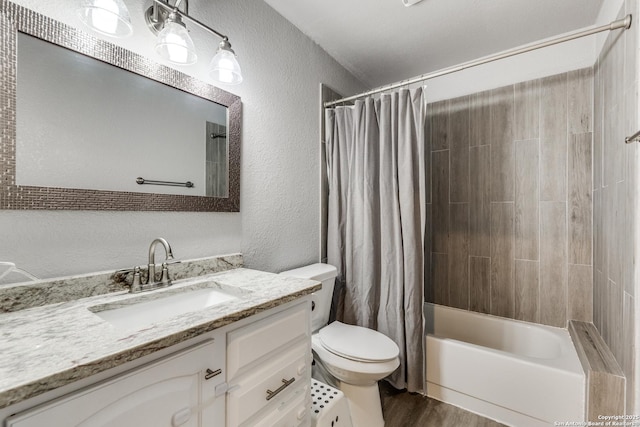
[{"left": 7, "top": 339, "right": 225, "bottom": 427}]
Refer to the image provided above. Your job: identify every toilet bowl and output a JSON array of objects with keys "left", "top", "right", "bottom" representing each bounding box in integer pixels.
[{"left": 280, "top": 264, "right": 400, "bottom": 427}]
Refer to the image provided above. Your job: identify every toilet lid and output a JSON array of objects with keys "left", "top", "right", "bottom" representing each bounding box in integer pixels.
[{"left": 318, "top": 321, "right": 399, "bottom": 362}]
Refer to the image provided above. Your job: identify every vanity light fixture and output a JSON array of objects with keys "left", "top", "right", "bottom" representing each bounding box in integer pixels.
[
  {"left": 146, "top": 0, "right": 243, "bottom": 84},
  {"left": 77, "top": 0, "right": 133, "bottom": 38}
]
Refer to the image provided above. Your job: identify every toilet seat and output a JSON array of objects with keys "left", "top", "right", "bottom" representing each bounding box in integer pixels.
[
  {"left": 318, "top": 321, "right": 399, "bottom": 362},
  {"left": 312, "top": 334, "right": 400, "bottom": 386}
]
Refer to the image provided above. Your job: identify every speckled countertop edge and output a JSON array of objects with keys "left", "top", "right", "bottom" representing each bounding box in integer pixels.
[
  {"left": 0, "top": 267, "right": 320, "bottom": 409},
  {"left": 0, "top": 254, "right": 245, "bottom": 313}
]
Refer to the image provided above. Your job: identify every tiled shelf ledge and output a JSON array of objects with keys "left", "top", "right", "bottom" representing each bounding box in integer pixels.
[
  {"left": 569, "top": 320, "right": 626, "bottom": 420},
  {"left": 0, "top": 254, "right": 243, "bottom": 313}
]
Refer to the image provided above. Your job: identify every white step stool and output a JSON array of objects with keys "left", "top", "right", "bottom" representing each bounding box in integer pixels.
[{"left": 310, "top": 379, "right": 353, "bottom": 427}]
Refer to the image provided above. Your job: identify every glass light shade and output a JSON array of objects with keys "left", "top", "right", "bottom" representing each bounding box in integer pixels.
[
  {"left": 155, "top": 21, "right": 198, "bottom": 65},
  {"left": 77, "top": 0, "right": 133, "bottom": 38},
  {"left": 209, "top": 49, "right": 243, "bottom": 85}
]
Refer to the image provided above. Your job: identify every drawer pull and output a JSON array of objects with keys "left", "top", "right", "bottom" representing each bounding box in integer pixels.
[
  {"left": 205, "top": 368, "right": 222, "bottom": 380},
  {"left": 266, "top": 377, "right": 296, "bottom": 401}
]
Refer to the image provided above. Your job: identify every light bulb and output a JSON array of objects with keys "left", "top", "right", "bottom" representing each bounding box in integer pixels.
[
  {"left": 155, "top": 21, "right": 197, "bottom": 65},
  {"left": 209, "top": 47, "right": 243, "bottom": 85},
  {"left": 77, "top": 0, "right": 133, "bottom": 38}
]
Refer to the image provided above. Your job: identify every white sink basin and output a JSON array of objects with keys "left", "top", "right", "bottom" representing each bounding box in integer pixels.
[{"left": 91, "top": 285, "right": 239, "bottom": 331}]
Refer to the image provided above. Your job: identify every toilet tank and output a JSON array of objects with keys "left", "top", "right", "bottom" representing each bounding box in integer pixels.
[{"left": 279, "top": 263, "right": 337, "bottom": 333}]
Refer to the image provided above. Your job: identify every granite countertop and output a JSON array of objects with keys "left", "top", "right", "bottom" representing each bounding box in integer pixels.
[{"left": 0, "top": 265, "right": 321, "bottom": 409}]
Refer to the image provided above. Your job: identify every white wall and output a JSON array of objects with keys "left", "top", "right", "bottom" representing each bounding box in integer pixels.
[{"left": 2, "top": 0, "right": 365, "bottom": 279}]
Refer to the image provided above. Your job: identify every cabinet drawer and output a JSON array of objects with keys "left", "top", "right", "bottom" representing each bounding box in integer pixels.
[
  {"left": 227, "top": 303, "right": 309, "bottom": 378},
  {"left": 251, "top": 386, "right": 309, "bottom": 427},
  {"left": 227, "top": 341, "right": 309, "bottom": 426}
]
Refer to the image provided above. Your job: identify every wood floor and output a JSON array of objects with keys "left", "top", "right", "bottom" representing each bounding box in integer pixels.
[{"left": 379, "top": 382, "right": 507, "bottom": 427}]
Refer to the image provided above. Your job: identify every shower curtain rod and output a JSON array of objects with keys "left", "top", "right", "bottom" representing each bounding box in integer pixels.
[{"left": 324, "top": 14, "right": 632, "bottom": 108}]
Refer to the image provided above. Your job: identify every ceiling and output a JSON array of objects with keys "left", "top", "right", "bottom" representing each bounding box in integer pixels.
[{"left": 263, "top": 0, "right": 606, "bottom": 88}]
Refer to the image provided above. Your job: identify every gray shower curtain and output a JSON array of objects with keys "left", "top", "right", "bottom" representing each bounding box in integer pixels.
[{"left": 325, "top": 87, "right": 426, "bottom": 392}]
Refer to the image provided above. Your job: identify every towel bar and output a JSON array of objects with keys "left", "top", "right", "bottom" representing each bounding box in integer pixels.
[{"left": 136, "top": 177, "right": 194, "bottom": 188}]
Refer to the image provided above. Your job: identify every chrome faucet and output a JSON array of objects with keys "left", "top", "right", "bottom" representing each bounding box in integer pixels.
[
  {"left": 117, "top": 238, "right": 179, "bottom": 293},
  {"left": 148, "top": 237, "right": 174, "bottom": 286}
]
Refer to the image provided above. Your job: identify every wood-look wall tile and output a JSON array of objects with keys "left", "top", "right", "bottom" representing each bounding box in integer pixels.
[
  {"left": 594, "top": 269, "right": 604, "bottom": 334},
  {"left": 515, "top": 259, "right": 539, "bottom": 322},
  {"left": 568, "top": 264, "right": 593, "bottom": 322},
  {"left": 593, "top": 190, "right": 602, "bottom": 277},
  {"left": 540, "top": 202, "right": 567, "bottom": 327},
  {"left": 490, "top": 87, "right": 515, "bottom": 202},
  {"left": 449, "top": 204, "right": 470, "bottom": 309},
  {"left": 431, "top": 100, "right": 450, "bottom": 151},
  {"left": 595, "top": 187, "right": 608, "bottom": 288},
  {"left": 490, "top": 202, "right": 515, "bottom": 318},
  {"left": 626, "top": 0, "right": 639, "bottom": 89},
  {"left": 603, "top": 32, "right": 625, "bottom": 186},
  {"left": 490, "top": 86, "right": 515, "bottom": 145},
  {"left": 611, "top": 18, "right": 625, "bottom": 111},
  {"left": 568, "top": 68, "right": 593, "bottom": 134},
  {"left": 432, "top": 150, "right": 450, "bottom": 253},
  {"left": 569, "top": 132, "right": 593, "bottom": 265},
  {"left": 514, "top": 80, "right": 540, "bottom": 140},
  {"left": 611, "top": 280, "right": 625, "bottom": 366},
  {"left": 432, "top": 253, "right": 449, "bottom": 306},
  {"left": 540, "top": 73, "right": 568, "bottom": 201},
  {"left": 624, "top": 93, "right": 637, "bottom": 297},
  {"left": 601, "top": 42, "right": 613, "bottom": 189},
  {"left": 602, "top": 279, "right": 611, "bottom": 345},
  {"left": 490, "top": 143, "right": 514, "bottom": 202},
  {"left": 609, "top": 181, "right": 624, "bottom": 287},
  {"left": 601, "top": 18, "right": 623, "bottom": 114},
  {"left": 470, "top": 256, "right": 491, "bottom": 314},
  {"left": 606, "top": 103, "right": 624, "bottom": 186},
  {"left": 450, "top": 96, "right": 470, "bottom": 203},
  {"left": 515, "top": 139, "right": 539, "bottom": 260},
  {"left": 623, "top": 292, "right": 635, "bottom": 413},
  {"left": 594, "top": 60, "right": 603, "bottom": 191},
  {"left": 470, "top": 146, "right": 490, "bottom": 257},
  {"left": 424, "top": 204, "right": 433, "bottom": 303},
  {"left": 605, "top": 280, "right": 615, "bottom": 360},
  {"left": 425, "top": 107, "right": 432, "bottom": 204},
  {"left": 470, "top": 91, "right": 491, "bottom": 147}
]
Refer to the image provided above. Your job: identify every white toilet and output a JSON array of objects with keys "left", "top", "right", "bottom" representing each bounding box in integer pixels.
[{"left": 280, "top": 263, "right": 400, "bottom": 427}]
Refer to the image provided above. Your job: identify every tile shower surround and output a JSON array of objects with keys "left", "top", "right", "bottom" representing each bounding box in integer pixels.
[
  {"left": 426, "top": 0, "right": 639, "bottom": 411},
  {"left": 425, "top": 67, "right": 594, "bottom": 328}
]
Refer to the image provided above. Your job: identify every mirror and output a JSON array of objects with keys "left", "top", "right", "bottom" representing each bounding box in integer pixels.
[{"left": 0, "top": 2, "right": 241, "bottom": 211}]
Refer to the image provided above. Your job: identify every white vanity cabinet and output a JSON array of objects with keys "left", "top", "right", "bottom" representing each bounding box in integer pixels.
[
  {"left": 2, "top": 297, "right": 313, "bottom": 427},
  {"left": 226, "top": 301, "right": 311, "bottom": 427},
  {"left": 5, "top": 339, "right": 226, "bottom": 427}
]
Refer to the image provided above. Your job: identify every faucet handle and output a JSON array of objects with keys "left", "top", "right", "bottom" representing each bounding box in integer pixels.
[
  {"left": 115, "top": 266, "right": 143, "bottom": 293},
  {"left": 131, "top": 266, "right": 142, "bottom": 293},
  {"left": 160, "top": 262, "right": 172, "bottom": 286}
]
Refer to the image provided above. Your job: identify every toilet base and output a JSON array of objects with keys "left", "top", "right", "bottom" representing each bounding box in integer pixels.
[{"left": 338, "top": 381, "right": 384, "bottom": 427}]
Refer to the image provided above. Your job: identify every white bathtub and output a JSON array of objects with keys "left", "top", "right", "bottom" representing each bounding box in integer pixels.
[{"left": 425, "top": 303, "right": 585, "bottom": 427}]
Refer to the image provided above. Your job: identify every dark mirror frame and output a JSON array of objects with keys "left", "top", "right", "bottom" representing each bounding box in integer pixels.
[{"left": 0, "top": 1, "right": 241, "bottom": 212}]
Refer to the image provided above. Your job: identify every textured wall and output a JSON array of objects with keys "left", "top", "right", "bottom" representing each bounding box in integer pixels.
[
  {"left": 425, "top": 67, "right": 594, "bottom": 329},
  {"left": 1, "top": 0, "right": 365, "bottom": 278},
  {"left": 594, "top": 0, "right": 639, "bottom": 413}
]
